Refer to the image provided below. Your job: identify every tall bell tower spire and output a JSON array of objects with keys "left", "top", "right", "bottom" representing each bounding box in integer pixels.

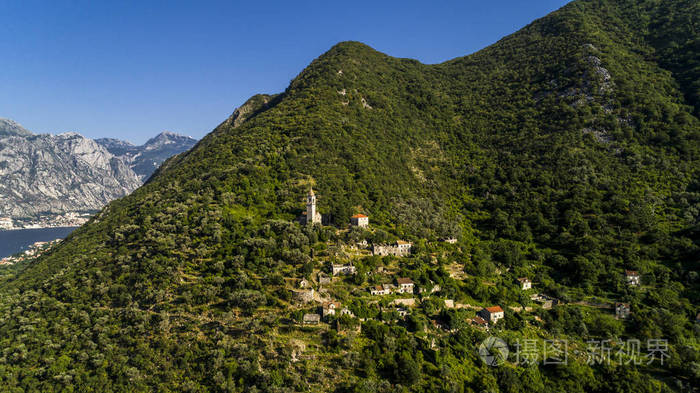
[{"left": 306, "top": 187, "right": 320, "bottom": 225}]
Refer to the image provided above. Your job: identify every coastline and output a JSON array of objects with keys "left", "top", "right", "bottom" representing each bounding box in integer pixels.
[
  {"left": 0, "top": 224, "right": 84, "bottom": 231},
  {"left": 0, "top": 226, "right": 79, "bottom": 259}
]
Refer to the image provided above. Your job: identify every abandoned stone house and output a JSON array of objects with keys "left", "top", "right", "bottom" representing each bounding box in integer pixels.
[
  {"left": 332, "top": 264, "right": 356, "bottom": 276},
  {"left": 419, "top": 283, "right": 441, "bottom": 294},
  {"left": 370, "top": 284, "right": 391, "bottom": 296},
  {"left": 303, "top": 313, "right": 320, "bottom": 325},
  {"left": 372, "top": 240, "right": 412, "bottom": 257},
  {"left": 350, "top": 214, "right": 369, "bottom": 228},
  {"left": 391, "top": 298, "right": 416, "bottom": 307},
  {"left": 531, "top": 294, "right": 557, "bottom": 309},
  {"left": 322, "top": 301, "right": 341, "bottom": 318},
  {"left": 395, "top": 277, "right": 414, "bottom": 294},
  {"left": 339, "top": 307, "right": 354, "bottom": 317},
  {"left": 317, "top": 272, "right": 331, "bottom": 285},
  {"left": 479, "top": 306, "right": 505, "bottom": 323},
  {"left": 294, "top": 288, "right": 315, "bottom": 303}
]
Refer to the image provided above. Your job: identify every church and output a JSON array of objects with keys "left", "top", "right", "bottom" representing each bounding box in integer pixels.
[{"left": 299, "top": 187, "right": 322, "bottom": 225}]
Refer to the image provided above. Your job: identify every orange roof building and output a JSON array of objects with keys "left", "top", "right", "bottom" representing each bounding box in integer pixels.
[{"left": 350, "top": 213, "right": 369, "bottom": 228}]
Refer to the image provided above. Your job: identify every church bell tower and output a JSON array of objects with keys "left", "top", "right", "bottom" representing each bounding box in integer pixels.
[{"left": 306, "top": 187, "right": 320, "bottom": 225}]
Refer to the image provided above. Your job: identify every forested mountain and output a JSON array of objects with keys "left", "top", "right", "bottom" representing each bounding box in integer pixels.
[{"left": 0, "top": 0, "right": 697, "bottom": 391}]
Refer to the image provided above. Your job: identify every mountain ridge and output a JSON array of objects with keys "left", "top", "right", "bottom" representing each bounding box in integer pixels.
[
  {"left": 0, "top": 118, "right": 32, "bottom": 137},
  {"left": 96, "top": 131, "right": 197, "bottom": 180}
]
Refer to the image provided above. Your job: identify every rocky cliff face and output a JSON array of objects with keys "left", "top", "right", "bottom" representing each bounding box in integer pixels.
[
  {"left": 0, "top": 132, "right": 141, "bottom": 220},
  {"left": 0, "top": 118, "right": 32, "bottom": 137},
  {"left": 96, "top": 131, "right": 197, "bottom": 180},
  {"left": 0, "top": 121, "right": 197, "bottom": 222}
]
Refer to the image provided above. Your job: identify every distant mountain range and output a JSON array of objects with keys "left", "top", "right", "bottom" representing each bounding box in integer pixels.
[
  {"left": 96, "top": 132, "right": 198, "bottom": 181},
  {"left": 0, "top": 118, "right": 196, "bottom": 224}
]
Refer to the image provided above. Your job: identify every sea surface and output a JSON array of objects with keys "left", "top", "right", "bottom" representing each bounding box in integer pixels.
[{"left": 0, "top": 227, "right": 78, "bottom": 258}]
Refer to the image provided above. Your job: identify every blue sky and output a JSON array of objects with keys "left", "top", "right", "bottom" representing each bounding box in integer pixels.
[{"left": 0, "top": 0, "right": 571, "bottom": 144}]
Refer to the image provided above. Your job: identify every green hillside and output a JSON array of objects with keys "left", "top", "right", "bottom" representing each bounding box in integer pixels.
[{"left": 0, "top": 0, "right": 698, "bottom": 392}]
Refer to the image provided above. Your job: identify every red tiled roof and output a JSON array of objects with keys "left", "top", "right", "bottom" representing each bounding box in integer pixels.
[
  {"left": 351, "top": 214, "right": 368, "bottom": 218},
  {"left": 373, "top": 285, "right": 384, "bottom": 291},
  {"left": 396, "top": 277, "right": 413, "bottom": 285},
  {"left": 396, "top": 240, "right": 411, "bottom": 245},
  {"left": 473, "top": 316, "right": 488, "bottom": 325},
  {"left": 625, "top": 270, "right": 639, "bottom": 276},
  {"left": 485, "top": 306, "right": 504, "bottom": 313}
]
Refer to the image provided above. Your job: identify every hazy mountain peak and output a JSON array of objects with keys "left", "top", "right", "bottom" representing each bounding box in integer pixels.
[
  {"left": 141, "top": 131, "right": 196, "bottom": 151},
  {"left": 94, "top": 131, "right": 197, "bottom": 180}
]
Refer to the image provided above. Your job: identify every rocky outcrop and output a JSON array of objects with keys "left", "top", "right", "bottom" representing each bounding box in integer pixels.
[
  {"left": 0, "top": 118, "right": 32, "bottom": 137},
  {"left": 223, "top": 94, "right": 281, "bottom": 128}
]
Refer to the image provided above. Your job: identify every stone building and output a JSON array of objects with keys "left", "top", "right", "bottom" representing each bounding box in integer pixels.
[
  {"left": 372, "top": 240, "right": 412, "bottom": 257},
  {"left": 293, "top": 288, "right": 315, "bottom": 303},
  {"left": 322, "top": 301, "right": 341, "bottom": 318},
  {"left": 395, "top": 277, "right": 414, "bottom": 294},
  {"left": 370, "top": 285, "right": 391, "bottom": 296},
  {"left": 350, "top": 214, "right": 369, "bottom": 228},
  {"left": 303, "top": 313, "right": 320, "bottom": 325},
  {"left": 517, "top": 277, "right": 532, "bottom": 290},
  {"left": 331, "top": 264, "right": 356, "bottom": 276},
  {"left": 479, "top": 306, "right": 505, "bottom": 323},
  {"left": 339, "top": 307, "right": 354, "bottom": 317}
]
